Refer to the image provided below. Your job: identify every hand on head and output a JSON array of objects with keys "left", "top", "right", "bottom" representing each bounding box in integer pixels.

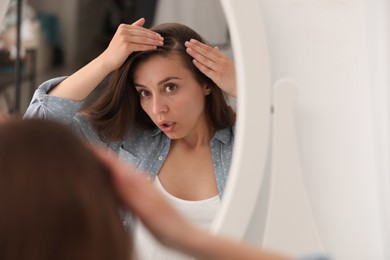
[
  {"left": 185, "top": 39, "right": 236, "bottom": 97},
  {"left": 99, "top": 18, "right": 164, "bottom": 72}
]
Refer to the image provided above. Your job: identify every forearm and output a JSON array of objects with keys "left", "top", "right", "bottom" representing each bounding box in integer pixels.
[{"left": 49, "top": 54, "right": 112, "bottom": 101}]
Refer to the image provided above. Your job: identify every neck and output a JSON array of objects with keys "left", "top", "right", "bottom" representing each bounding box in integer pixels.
[{"left": 173, "top": 127, "right": 214, "bottom": 149}]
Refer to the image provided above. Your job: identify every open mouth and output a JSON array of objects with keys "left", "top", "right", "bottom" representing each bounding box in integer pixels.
[
  {"left": 159, "top": 121, "right": 176, "bottom": 132},
  {"left": 162, "top": 122, "right": 174, "bottom": 127}
]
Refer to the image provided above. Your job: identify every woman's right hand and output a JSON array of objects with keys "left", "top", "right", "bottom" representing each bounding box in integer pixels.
[
  {"left": 99, "top": 18, "right": 164, "bottom": 72},
  {"left": 49, "top": 18, "right": 164, "bottom": 101}
]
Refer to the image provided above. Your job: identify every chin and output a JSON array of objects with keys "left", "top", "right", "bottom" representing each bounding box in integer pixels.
[{"left": 164, "top": 132, "right": 184, "bottom": 140}]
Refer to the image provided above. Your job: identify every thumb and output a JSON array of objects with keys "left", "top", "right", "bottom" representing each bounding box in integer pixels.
[{"left": 132, "top": 17, "right": 146, "bottom": 27}]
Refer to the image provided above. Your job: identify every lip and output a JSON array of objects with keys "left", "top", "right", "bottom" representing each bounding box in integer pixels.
[{"left": 158, "top": 121, "right": 176, "bottom": 133}]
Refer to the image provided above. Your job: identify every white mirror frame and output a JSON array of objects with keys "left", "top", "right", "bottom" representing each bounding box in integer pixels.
[{"left": 212, "top": 0, "right": 272, "bottom": 238}]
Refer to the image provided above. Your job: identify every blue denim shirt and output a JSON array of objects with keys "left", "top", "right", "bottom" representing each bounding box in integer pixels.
[{"left": 24, "top": 77, "right": 235, "bottom": 198}]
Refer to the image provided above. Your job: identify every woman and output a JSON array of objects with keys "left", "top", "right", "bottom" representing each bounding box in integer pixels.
[
  {"left": 25, "top": 18, "right": 236, "bottom": 258},
  {"left": 25, "top": 18, "right": 235, "bottom": 197}
]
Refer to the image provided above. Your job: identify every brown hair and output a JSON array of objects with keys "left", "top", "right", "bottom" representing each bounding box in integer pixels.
[
  {"left": 81, "top": 22, "right": 235, "bottom": 142},
  {"left": 0, "top": 118, "right": 131, "bottom": 260}
]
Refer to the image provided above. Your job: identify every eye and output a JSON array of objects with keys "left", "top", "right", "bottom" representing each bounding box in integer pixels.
[
  {"left": 164, "top": 83, "right": 177, "bottom": 93},
  {"left": 137, "top": 89, "right": 150, "bottom": 98}
]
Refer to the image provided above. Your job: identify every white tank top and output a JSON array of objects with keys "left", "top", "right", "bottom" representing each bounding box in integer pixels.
[{"left": 132, "top": 175, "right": 221, "bottom": 260}]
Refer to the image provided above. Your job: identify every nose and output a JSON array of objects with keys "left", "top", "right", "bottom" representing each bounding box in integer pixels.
[{"left": 152, "top": 95, "right": 168, "bottom": 115}]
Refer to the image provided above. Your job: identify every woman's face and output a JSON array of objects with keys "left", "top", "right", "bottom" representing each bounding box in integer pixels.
[{"left": 133, "top": 54, "right": 210, "bottom": 139}]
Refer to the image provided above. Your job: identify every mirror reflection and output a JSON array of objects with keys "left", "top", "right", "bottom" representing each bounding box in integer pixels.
[{"left": 1, "top": 1, "right": 236, "bottom": 259}]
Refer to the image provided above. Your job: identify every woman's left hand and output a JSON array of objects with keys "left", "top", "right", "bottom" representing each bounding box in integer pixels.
[{"left": 185, "top": 39, "right": 236, "bottom": 97}]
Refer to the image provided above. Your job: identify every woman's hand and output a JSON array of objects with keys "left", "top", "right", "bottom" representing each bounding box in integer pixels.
[
  {"left": 185, "top": 39, "right": 236, "bottom": 97},
  {"left": 99, "top": 18, "right": 164, "bottom": 72},
  {"left": 49, "top": 18, "right": 164, "bottom": 100}
]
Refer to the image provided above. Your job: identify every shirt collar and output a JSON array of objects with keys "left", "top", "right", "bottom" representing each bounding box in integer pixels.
[
  {"left": 212, "top": 127, "right": 234, "bottom": 145},
  {"left": 151, "top": 127, "right": 162, "bottom": 137},
  {"left": 151, "top": 126, "right": 234, "bottom": 144}
]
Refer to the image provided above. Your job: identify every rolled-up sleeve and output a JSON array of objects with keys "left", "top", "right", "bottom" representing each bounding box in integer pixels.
[{"left": 24, "top": 76, "right": 84, "bottom": 125}]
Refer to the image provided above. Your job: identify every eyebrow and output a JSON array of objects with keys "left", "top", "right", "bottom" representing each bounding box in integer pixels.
[{"left": 134, "top": 76, "right": 182, "bottom": 88}]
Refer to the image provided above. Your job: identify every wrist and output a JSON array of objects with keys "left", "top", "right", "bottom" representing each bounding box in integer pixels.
[{"left": 95, "top": 53, "right": 117, "bottom": 75}]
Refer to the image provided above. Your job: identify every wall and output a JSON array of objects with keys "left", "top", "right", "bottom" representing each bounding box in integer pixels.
[{"left": 245, "top": 0, "right": 390, "bottom": 259}]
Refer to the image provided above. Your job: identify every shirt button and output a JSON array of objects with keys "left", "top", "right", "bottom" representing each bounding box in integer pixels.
[{"left": 158, "top": 156, "right": 163, "bottom": 160}]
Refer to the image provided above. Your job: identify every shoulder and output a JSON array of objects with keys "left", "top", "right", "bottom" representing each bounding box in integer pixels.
[
  {"left": 213, "top": 125, "right": 235, "bottom": 145},
  {"left": 37, "top": 76, "right": 68, "bottom": 93},
  {"left": 72, "top": 114, "right": 105, "bottom": 146}
]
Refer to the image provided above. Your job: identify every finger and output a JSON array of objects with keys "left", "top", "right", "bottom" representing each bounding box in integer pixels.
[
  {"left": 132, "top": 17, "right": 145, "bottom": 27},
  {"left": 186, "top": 47, "right": 217, "bottom": 71},
  {"left": 128, "top": 44, "right": 158, "bottom": 52},
  {"left": 121, "top": 35, "right": 163, "bottom": 48},
  {"left": 129, "top": 33, "right": 163, "bottom": 47},
  {"left": 119, "top": 25, "right": 163, "bottom": 42},
  {"left": 117, "top": 23, "right": 163, "bottom": 43},
  {"left": 192, "top": 59, "right": 216, "bottom": 79},
  {"left": 186, "top": 39, "right": 222, "bottom": 59},
  {"left": 185, "top": 40, "right": 223, "bottom": 71}
]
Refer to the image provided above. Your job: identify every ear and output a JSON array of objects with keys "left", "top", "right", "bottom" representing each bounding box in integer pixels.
[{"left": 203, "top": 85, "right": 212, "bottom": 96}]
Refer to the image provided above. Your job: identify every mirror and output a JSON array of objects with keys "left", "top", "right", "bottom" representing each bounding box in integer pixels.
[
  {"left": 211, "top": 0, "right": 271, "bottom": 238},
  {"left": 0, "top": 0, "right": 271, "bottom": 249}
]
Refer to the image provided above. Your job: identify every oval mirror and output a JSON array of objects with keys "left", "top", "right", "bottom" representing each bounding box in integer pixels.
[
  {"left": 0, "top": 0, "right": 272, "bottom": 245},
  {"left": 212, "top": 0, "right": 272, "bottom": 238}
]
